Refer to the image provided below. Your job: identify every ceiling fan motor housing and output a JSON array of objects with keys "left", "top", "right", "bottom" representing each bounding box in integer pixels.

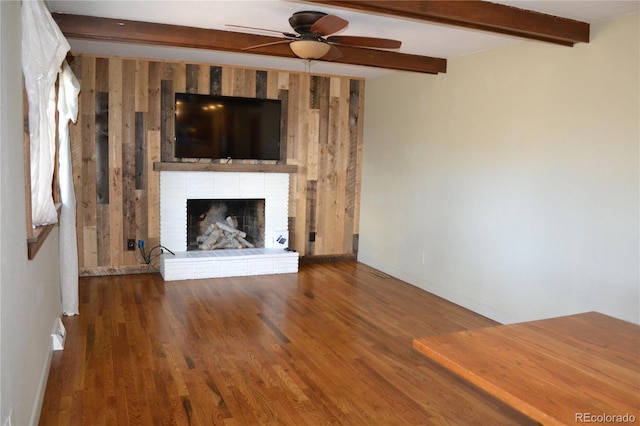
[{"left": 289, "top": 11, "right": 327, "bottom": 34}]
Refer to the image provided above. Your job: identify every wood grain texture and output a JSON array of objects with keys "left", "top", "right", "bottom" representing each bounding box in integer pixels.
[
  {"left": 413, "top": 312, "right": 640, "bottom": 426},
  {"left": 134, "top": 60, "right": 148, "bottom": 113},
  {"left": 186, "top": 63, "right": 199, "bottom": 94},
  {"left": 146, "top": 130, "right": 161, "bottom": 254},
  {"left": 306, "top": 0, "right": 590, "bottom": 45},
  {"left": 122, "top": 60, "right": 137, "bottom": 265},
  {"left": 152, "top": 162, "right": 297, "bottom": 173},
  {"left": 96, "top": 205, "right": 110, "bottom": 266},
  {"left": 53, "top": 13, "right": 448, "bottom": 75},
  {"left": 70, "top": 55, "right": 364, "bottom": 273},
  {"left": 134, "top": 112, "right": 145, "bottom": 190},
  {"left": 40, "top": 262, "right": 534, "bottom": 425},
  {"left": 69, "top": 60, "right": 85, "bottom": 263},
  {"left": 160, "top": 79, "right": 173, "bottom": 162},
  {"left": 108, "top": 59, "right": 124, "bottom": 264},
  {"left": 94, "top": 91, "right": 109, "bottom": 205}
]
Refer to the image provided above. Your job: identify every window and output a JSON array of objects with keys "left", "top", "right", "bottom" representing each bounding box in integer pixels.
[{"left": 23, "top": 81, "right": 61, "bottom": 260}]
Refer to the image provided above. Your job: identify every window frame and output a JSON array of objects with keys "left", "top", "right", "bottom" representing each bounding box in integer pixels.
[{"left": 23, "top": 79, "right": 61, "bottom": 260}]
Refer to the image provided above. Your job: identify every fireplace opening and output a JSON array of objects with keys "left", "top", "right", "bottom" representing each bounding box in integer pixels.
[{"left": 187, "top": 199, "right": 265, "bottom": 251}]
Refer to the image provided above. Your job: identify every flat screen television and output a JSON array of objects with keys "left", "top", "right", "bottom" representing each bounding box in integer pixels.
[{"left": 174, "top": 93, "right": 281, "bottom": 161}]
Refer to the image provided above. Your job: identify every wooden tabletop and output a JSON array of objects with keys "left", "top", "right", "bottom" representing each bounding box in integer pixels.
[{"left": 413, "top": 312, "right": 640, "bottom": 425}]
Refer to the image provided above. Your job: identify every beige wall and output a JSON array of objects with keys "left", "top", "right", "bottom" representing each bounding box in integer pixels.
[
  {"left": 359, "top": 13, "right": 639, "bottom": 324},
  {"left": 1, "top": 2, "right": 63, "bottom": 425}
]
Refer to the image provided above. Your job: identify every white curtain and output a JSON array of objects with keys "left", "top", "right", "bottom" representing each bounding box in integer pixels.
[
  {"left": 22, "top": 0, "right": 70, "bottom": 226},
  {"left": 23, "top": 1, "right": 80, "bottom": 314},
  {"left": 58, "top": 61, "right": 80, "bottom": 316}
]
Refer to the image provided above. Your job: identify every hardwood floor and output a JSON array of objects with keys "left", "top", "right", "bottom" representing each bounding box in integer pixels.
[
  {"left": 414, "top": 312, "right": 640, "bottom": 425},
  {"left": 39, "top": 262, "right": 534, "bottom": 425}
]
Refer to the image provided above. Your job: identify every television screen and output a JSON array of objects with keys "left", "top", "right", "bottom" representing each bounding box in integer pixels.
[{"left": 174, "top": 93, "right": 281, "bottom": 161}]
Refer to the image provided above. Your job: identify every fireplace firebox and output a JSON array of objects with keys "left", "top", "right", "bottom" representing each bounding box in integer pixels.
[{"left": 186, "top": 199, "right": 265, "bottom": 250}]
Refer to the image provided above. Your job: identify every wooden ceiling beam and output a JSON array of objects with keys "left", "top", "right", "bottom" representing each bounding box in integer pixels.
[
  {"left": 52, "top": 13, "right": 447, "bottom": 75},
  {"left": 305, "top": 0, "right": 590, "bottom": 46}
]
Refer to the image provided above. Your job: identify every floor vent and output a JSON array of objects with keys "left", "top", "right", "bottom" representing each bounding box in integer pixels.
[
  {"left": 51, "top": 318, "right": 66, "bottom": 351},
  {"left": 371, "top": 269, "right": 391, "bottom": 279}
]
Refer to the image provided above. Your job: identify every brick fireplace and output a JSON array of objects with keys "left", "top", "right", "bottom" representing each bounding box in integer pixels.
[{"left": 159, "top": 171, "right": 298, "bottom": 280}]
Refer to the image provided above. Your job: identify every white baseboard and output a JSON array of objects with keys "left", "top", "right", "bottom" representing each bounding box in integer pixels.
[
  {"left": 358, "top": 255, "right": 522, "bottom": 325},
  {"left": 29, "top": 329, "right": 55, "bottom": 426}
]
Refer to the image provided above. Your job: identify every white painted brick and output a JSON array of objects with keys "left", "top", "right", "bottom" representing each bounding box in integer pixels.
[
  {"left": 159, "top": 171, "right": 296, "bottom": 280},
  {"left": 193, "top": 259, "right": 222, "bottom": 279},
  {"left": 239, "top": 173, "right": 266, "bottom": 198},
  {"left": 186, "top": 172, "right": 215, "bottom": 198},
  {"left": 212, "top": 172, "right": 240, "bottom": 197},
  {"left": 220, "top": 259, "right": 248, "bottom": 276},
  {"left": 160, "top": 249, "right": 299, "bottom": 280},
  {"left": 248, "top": 258, "right": 275, "bottom": 275},
  {"left": 274, "top": 258, "right": 299, "bottom": 273}
]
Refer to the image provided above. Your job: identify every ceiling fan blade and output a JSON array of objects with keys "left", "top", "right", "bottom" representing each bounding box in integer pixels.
[
  {"left": 326, "top": 35, "right": 401, "bottom": 49},
  {"left": 321, "top": 44, "right": 343, "bottom": 61},
  {"left": 310, "top": 14, "right": 348, "bottom": 36},
  {"left": 241, "top": 39, "right": 291, "bottom": 51},
  {"left": 226, "top": 24, "right": 297, "bottom": 39}
]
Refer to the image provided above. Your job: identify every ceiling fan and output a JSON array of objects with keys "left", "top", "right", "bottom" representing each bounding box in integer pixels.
[{"left": 228, "top": 11, "right": 402, "bottom": 61}]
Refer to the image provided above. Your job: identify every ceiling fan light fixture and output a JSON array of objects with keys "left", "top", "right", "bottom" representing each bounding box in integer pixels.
[{"left": 289, "top": 40, "right": 330, "bottom": 59}]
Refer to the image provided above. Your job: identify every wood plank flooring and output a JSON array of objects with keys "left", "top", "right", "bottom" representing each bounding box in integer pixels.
[
  {"left": 414, "top": 312, "right": 640, "bottom": 425},
  {"left": 39, "top": 262, "right": 535, "bottom": 425}
]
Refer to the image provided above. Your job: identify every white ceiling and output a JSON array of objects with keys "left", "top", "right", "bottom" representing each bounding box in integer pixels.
[{"left": 46, "top": 0, "right": 640, "bottom": 78}]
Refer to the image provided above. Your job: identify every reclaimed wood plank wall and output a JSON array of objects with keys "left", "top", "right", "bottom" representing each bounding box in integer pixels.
[{"left": 68, "top": 56, "right": 364, "bottom": 275}]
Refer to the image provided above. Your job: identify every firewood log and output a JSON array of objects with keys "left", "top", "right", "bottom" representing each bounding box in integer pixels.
[
  {"left": 215, "top": 221, "right": 247, "bottom": 238},
  {"left": 226, "top": 216, "right": 238, "bottom": 229}
]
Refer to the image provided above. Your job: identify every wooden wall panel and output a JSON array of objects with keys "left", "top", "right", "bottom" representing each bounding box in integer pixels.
[
  {"left": 146, "top": 130, "right": 161, "bottom": 251},
  {"left": 197, "top": 64, "right": 209, "bottom": 95},
  {"left": 134, "top": 112, "right": 145, "bottom": 190},
  {"left": 134, "top": 60, "right": 149, "bottom": 113},
  {"left": 160, "top": 79, "right": 173, "bottom": 161},
  {"left": 346, "top": 79, "right": 363, "bottom": 254},
  {"left": 79, "top": 57, "right": 97, "bottom": 267},
  {"left": 122, "top": 59, "right": 137, "bottom": 266},
  {"left": 148, "top": 62, "right": 161, "bottom": 132},
  {"left": 94, "top": 92, "right": 109, "bottom": 205},
  {"left": 69, "top": 58, "right": 85, "bottom": 266},
  {"left": 70, "top": 55, "right": 364, "bottom": 274},
  {"left": 185, "top": 64, "right": 198, "bottom": 94},
  {"left": 108, "top": 59, "right": 124, "bottom": 266},
  {"left": 210, "top": 66, "right": 222, "bottom": 95}
]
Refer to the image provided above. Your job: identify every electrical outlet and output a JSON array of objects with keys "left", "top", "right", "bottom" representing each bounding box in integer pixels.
[{"left": 127, "top": 239, "right": 135, "bottom": 251}]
